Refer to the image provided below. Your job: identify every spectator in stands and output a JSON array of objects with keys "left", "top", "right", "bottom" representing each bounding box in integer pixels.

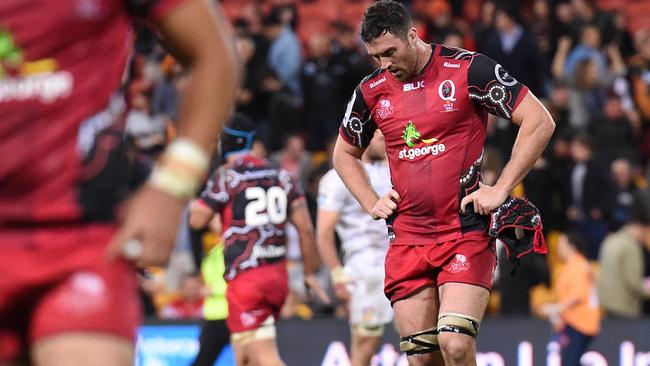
[
  {"left": 159, "top": 274, "right": 205, "bottom": 320},
  {"left": 270, "top": 133, "right": 312, "bottom": 186},
  {"left": 548, "top": 80, "right": 572, "bottom": 136},
  {"left": 524, "top": 155, "right": 556, "bottom": 233},
  {"left": 421, "top": 0, "right": 458, "bottom": 44},
  {"left": 543, "top": 132, "right": 574, "bottom": 231},
  {"left": 630, "top": 30, "right": 650, "bottom": 122},
  {"left": 549, "top": 1, "right": 575, "bottom": 60},
  {"left": 597, "top": 197, "right": 650, "bottom": 317},
  {"left": 609, "top": 159, "right": 637, "bottom": 231},
  {"left": 330, "top": 21, "right": 374, "bottom": 111},
  {"left": 564, "top": 25, "right": 607, "bottom": 79},
  {"left": 232, "top": 17, "right": 251, "bottom": 38},
  {"left": 234, "top": 34, "right": 285, "bottom": 151},
  {"left": 150, "top": 57, "right": 183, "bottom": 121},
  {"left": 629, "top": 30, "right": 650, "bottom": 162},
  {"left": 275, "top": 2, "right": 299, "bottom": 31},
  {"left": 541, "top": 231, "right": 600, "bottom": 366},
  {"left": 588, "top": 93, "right": 638, "bottom": 165},
  {"left": 479, "top": 3, "right": 547, "bottom": 98},
  {"left": 263, "top": 7, "right": 302, "bottom": 98},
  {"left": 553, "top": 34, "right": 619, "bottom": 132},
  {"left": 472, "top": 0, "right": 495, "bottom": 49},
  {"left": 565, "top": 134, "right": 614, "bottom": 259},
  {"left": 531, "top": 0, "right": 551, "bottom": 57},
  {"left": 261, "top": 8, "right": 304, "bottom": 150},
  {"left": 611, "top": 11, "right": 636, "bottom": 59},
  {"left": 569, "top": 0, "right": 615, "bottom": 46},
  {"left": 441, "top": 29, "right": 464, "bottom": 49},
  {"left": 302, "top": 33, "right": 343, "bottom": 150},
  {"left": 125, "top": 94, "right": 169, "bottom": 163}
]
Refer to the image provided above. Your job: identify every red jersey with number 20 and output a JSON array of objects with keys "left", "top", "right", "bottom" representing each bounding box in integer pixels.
[
  {"left": 339, "top": 44, "right": 528, "bottom": 245},
  {"left": 198, "top": 155, "right": 303, "bottom": 281}
]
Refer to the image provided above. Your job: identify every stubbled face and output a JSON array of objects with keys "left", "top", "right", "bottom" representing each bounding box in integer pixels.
[{"left": 365, "top": 30, "right": 418, "bottom": 82}]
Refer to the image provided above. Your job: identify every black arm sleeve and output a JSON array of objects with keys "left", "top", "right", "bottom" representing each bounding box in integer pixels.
[
  {"left": 338, "top": 85, "right": 377, "bottom": 148},
  {"left": 467, "top": 53, "right": 529, "bottom": 120}
]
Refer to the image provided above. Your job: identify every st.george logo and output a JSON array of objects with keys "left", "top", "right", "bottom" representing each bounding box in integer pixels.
[{"left": 398, "top": 121, "right": 446, "bottom": 160}]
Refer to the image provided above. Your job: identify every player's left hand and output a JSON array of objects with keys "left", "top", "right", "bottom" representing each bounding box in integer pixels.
[
  {"left": 106, "top": 184, "right": 187, "bottom": 267},
  {"left": 304, "top": 273, "right": 331, "bottom": 305},
  {"left": 459, "top": 182, "right": 509, "bottom": 216}
]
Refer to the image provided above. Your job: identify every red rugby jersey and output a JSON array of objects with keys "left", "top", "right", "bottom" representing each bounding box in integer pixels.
[
  {"left": 198, "top": 155, "right": 304, "bottom": 281},
  {"left": 339, "top": 44, "right": 528, "bottom": 245},
  {"left": 0, "top": 0, "right": 182, "bottom": 227}
]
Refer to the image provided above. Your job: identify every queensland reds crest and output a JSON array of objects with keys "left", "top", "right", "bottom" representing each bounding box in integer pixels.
[
  {"left": 438, "top": 80, "right": 459, "bottom": 113},
  {"left": 375, "top": 99, "right": 394, "bottom": 119},
  {"left": 448, "top": 253, "right": 471, "bottom": 274}
]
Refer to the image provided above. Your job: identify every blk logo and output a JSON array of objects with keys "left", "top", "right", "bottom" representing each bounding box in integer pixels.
[{"left": 403, "top": 81, "right": 425, "bottom": 92}]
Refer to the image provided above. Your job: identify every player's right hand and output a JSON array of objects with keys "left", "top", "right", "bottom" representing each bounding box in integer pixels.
[
  {"left": 304, "top": 273, "right": 332, "bottom": 305},
  {"left": 370, "top": 189, "right": 401, "bottom": 220},
  {"left": 106, "top": 184, "right": 186, "bottom": 267},
  {"left": 333, "top": 283, "right": 352, "bottom": 303}
]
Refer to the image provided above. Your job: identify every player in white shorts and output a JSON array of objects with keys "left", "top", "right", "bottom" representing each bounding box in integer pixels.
[{"left": 317, "top": 130, "right": 393, "bottom": 366}]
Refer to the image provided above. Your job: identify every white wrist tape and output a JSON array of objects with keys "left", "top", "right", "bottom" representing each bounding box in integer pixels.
[
  {"left": 148, "top": 138, "right": 209, "bottom": 199},
  {"left": 149, "top": 165, "right": 199, "bottom": 198},
  {"left": 330, "top": 266, "right": 352, "bottom": 285},
  {"left": 166, "top": 138, "right": 209, "bottom": 173}
]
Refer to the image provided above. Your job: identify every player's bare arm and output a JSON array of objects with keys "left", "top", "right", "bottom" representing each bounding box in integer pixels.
[
  {"left": 107, "top": 0, "right": 238, "bottom": 266},
  {"left": 333, "top": 137, "right": 400, "bottom": 219},
  {"left": 316, "top": 209, "right": 352, "bottom": 302},
  {"left": 156, "top": 0, "right": 238, "bottom": 150},
  {"left": 460, "top": 91, "right": 555, "bottom": 215},
  {"left": 289, "top": 198, "right": 331, "bottom": 305},
  {"left": 188, "top": 199, "right": 215, "bottom": 230}
]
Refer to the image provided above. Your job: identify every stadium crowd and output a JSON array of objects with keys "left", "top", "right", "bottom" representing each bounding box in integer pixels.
[{"left": 121, "top": 0, "right": 650, "bottom": 323}]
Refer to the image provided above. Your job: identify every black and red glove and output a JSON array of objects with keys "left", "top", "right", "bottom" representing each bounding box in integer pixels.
[{"left": 489, "top": 196, "right": 547, "bottom": 263}]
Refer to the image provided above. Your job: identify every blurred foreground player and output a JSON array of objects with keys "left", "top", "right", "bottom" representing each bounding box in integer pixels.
[
  {"left": 189, "top": 116, "right": 329, "bottom": 366},
  {"left": 0, "top": 1, "right": 238, "bottom": 365},
  {"left": 333, "top": 1, "right": 554, "bottom": 365},
  {"left": 317, "top": 130, "right": 393, "bottom": 366}
]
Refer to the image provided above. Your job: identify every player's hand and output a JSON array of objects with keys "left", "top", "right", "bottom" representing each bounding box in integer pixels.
[
  {"left": 106, "top": 184, "right": 186, "bottom": 267},
  {"left": 459, "top": 182, "right": 509, "bottom": 216},
  {"left": 333, "top": 283, "right": 352, "bottom": 303},
  {"left": 370, "top": 190, "right": 401, "bottom": 220},
  {"left": 304, "top": 273, "right": 331, "bottom": 305}
]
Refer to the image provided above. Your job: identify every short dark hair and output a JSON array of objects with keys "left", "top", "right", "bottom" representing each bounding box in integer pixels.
[
  {"left": 565, "top": 230, "right": 588, "bottom": 257},
  {"left": 629, "top": 191, "right": 650, "bottom": 226},
  {"left": 262, "top": 8, "right": 283, "bottom": 28},
  {"left": 572, "top": 133, "right": 592, "bottom": 150},
  {"left": 360, "top": 0, "right": 412, "bottom": 43}
]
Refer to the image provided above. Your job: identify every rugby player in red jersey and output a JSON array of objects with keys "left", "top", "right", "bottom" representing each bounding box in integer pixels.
[
  {"left": 333, "top": 1, "right": 555, "bottom": 365},
  {"left": 189, "top": 115, "right": 329, "bottom": 366},
  {"left": 0, "top": 0, "right": 238, "bottom": 365}
]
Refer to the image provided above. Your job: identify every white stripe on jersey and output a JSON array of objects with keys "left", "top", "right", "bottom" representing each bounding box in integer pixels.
[{"left": 318, "top": 162, "right": 392, "bottom": 261}]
